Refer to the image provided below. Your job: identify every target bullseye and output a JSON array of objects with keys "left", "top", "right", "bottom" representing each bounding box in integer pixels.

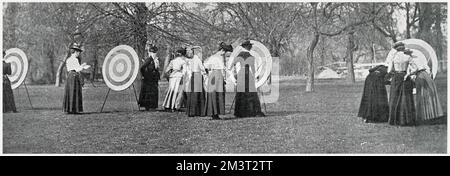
[
  {"left": 5, "top": 48, "right": 28, "bottom": 89},
  {"left": 102, "top": 45, "right": 139, "bottom": 91}
]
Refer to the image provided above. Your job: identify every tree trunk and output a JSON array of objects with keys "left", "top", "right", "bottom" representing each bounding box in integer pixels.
[
  {"left": 371, "top": 43, "right": 376, "bottom": 63},
  {"left": 434, "top": 5, "right": 444, "bottom": 72},
  {"left": 162, "top": 43, "right": 171, "bottom": 81},
  {"left": 417, "top": 3, "right": 433, "bottom": 44},
  {"left": 55, "top": 59, "right": 66, "bottom": 87},
  {"left": 306, "top": 32, "right": 320, "bottom": 92},
  {"left": 405, "top": 3, "right": 412, "bottom": 39},
  {"left": 346, "top": 31, "right": 356, "bottom": 83}
]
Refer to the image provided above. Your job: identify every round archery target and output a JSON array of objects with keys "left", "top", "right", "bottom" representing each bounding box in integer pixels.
[
  {"left": 228, "top": 40, "right": 272, "bottom": 88},
  {"left": 102, "top": 45, "right": 139, "bottom": 91},
  {"left": 5, "top": 48, "right": 28, "bottom": 89},
  {"left": 387, "top": 39, "right": 438, "bottom": 79}
]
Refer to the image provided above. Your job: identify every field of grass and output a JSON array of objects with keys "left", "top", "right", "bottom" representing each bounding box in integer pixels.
[{"left": 2, "top": 74, "right": 447, "bottom": 154}]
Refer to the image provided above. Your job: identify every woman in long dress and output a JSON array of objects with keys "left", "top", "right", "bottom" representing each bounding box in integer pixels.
[
  {"left": 386, "top": 42, "right": 416, "bottom": 126},
  {"left": 404, "top": 49, "right": 444, "bottom": 124},
  {"left": 204, "top": 43, "right": 233, "bottom": 119},
  {"left": 185, "top": 46, "right": 206, "bottom": 117},
  {"left": 229, "top": 40, "right": 265, "bottom": 118},
  {"left": 162, "top": 47, "right": 186, "bottom": 112},
  {"left": 138, "top": 44, "right": 160, "bottom": 111},
  {"left": 358, "top": 65, "right": 389, "bottom": 123},
  {"left": 3, "top": 51, "right": 17, "bottom": 113},
  {"left": 63, "top": 43, "right": 90, "bottom": 114}
]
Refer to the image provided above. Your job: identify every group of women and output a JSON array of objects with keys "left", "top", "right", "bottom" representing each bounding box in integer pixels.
[
  {"left": 56, "top": 40, "right": 265, "bottom": 120},
  {"left": 358, "top": 42, "right": 444, "bottom": 126},
  {"left": 155, "top": 40, "right": 265, "bottom": 119}
]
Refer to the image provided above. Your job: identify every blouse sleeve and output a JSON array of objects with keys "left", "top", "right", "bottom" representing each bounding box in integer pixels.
[{"left": 66, "top": 57, "right": 83, "bottom": 72}]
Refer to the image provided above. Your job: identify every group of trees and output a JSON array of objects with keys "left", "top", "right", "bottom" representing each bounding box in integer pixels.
[{"left": 3, "top": 2, "right": 447, "bottom": 92}]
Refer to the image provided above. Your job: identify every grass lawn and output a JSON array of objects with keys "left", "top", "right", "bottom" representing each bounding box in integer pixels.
[{"left": 2, "top": 74, "right": 447, "bottom": 154}]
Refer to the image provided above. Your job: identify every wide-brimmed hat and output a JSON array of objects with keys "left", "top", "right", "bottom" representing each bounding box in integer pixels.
[
  {"left": 241, "top": 40, "right": 253, "bottom": 47},
  {"left": 70, "top": 43, "right": 83, "bottom": 52},
  {"left": 392, "top": 42, "right": 405, "bottom": 49}
]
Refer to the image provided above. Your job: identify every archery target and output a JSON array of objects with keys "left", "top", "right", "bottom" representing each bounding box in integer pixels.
[
  {"left": 387, "top": 39, "right": 438, "bottom": 79},
  {"left": 102, "top": 45, "right": 139, "bottom": 91},
  {"left": 228, "top": 40, "right": 272, "bottom": 88},
  {"left": 4, "top": 48, "right": 28, "bottom": 89}
]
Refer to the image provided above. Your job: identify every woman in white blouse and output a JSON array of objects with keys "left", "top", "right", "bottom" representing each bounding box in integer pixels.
[
  {"left": 404, "top": 49, "right": 444, "bottom": 123},
  {"left": 204, "top": 43, "right": 233, "bottom": 119},
  {"left": 386, "top": 42, "right": 415, "bottom": 126},
  {"left": 63, "top": 43, "right": 90, "bottom": 114},
  {"left": 184, "top": 46, "right": 207, "bottom": 117},
  {"left": 162, "top": 47, "right": 187, "bottom": 112}
]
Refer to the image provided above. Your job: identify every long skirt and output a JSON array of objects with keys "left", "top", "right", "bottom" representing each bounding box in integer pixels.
[
  {"left": 186, "top": 72, "right": 206, "bottom": 117},
  {"left": 357, "top": 73, "right": 389, "bottom": 122},
  {"left": 204, "top": 70, "right": 225, "bottom": 116},
  {"left": 138, "top": 79, "right": 159, "bottom": 109},
  {"left": 415, "top": 71, "right": 444, "bottom": 122},
  {"left": 234, "top": 66, "right": 264, "bottom": 117},
  {"left": 63, "top": 71, "right": 83, "bottom": 114},
  {"left": 3, "top": 75, "right": 17, "bottom": 113},
  {"left": 162, "top": 77, "right": 183, "bottom": 110},
  {"left": 388, "top": 72, "right": 415, "bottom": 126}
]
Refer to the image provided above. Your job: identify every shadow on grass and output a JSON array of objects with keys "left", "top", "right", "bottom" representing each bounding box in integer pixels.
[{"left": 419, "top": 115, "right": 447, "bottom": 126}]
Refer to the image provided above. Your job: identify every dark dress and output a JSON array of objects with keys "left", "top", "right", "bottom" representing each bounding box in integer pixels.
[
  {"left": 3, "top": 61, "right": 17, "bottom": 113},
  {"left": 185, "top": 72, "right": 206, "bottom": 117},
  {"left": 388, "top": 71, "right": 416, "bottom": 126},
  {"left": 204, "top": 69, "right": 226, "bottom": 116},
  {"left": 138, "top": 57, "right": 160, "bottom": 110},
  {"left": 358, "top": 65, "right": 389, "bottom": 123},
  {"left": 414, "top": 70, "right": 444, "bottom": 122},
  {"left": 232, "top": 51, "right": 264, "bottom": 117},
  {"left": 63, "top": 70, "right": 83, "bottom": 114}
]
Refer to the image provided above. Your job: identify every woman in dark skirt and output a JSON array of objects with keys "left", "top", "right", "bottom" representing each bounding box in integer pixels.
[
  {"left": 229, "top": 40, "right": 265, "bottom": 118},
  {"left": 358, "top": 65, "right": 389, "bottom": 123},
  {"left": 404, "top": 49, "right": 444, "bottom": 123},
  {"left": 138, "top": 44, "right": 160, "bottom": 111},
  {"left": 386, "top": 42, "right": 416, "bottom": 126},
  {"left": 3, "top": 51, "right": 17, "bottom": 113},
  {"left": 63, "top": 43, "right": 89, "bottom": 114},
  {"left": 203, "top": 43, "right": 232, "bottom": 119},
  {"left": 185, "top": 46, "right": 206, "bottom": 117}
]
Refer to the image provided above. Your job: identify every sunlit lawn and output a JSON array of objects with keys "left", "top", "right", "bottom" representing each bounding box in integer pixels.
[{"left": 3, "top": 74, "right": 447, "bottom": 154}]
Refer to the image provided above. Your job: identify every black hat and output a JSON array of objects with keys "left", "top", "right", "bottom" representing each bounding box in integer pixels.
[
  {"left": 70, "top": 43, "right": 83, "bottom": 52},
  {"left": 149, "top": 44, "right": 158, "bottom": 52},
  {"left": 241, "top": 40, "right": 253, "bottom": 47},
  {"left": 175, "top": 47, "right": 186, "bottom": 56},
  {"left": 219, "top": 43, "right": 233, "bottom": 52},
  {"left": 393, "top": 42, "right": 405, "bottom": 49}
]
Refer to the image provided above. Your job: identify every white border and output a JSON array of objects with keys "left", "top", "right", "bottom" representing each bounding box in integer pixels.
[{"left": 0, "top": 0, "right": 449, "bottom": 156}]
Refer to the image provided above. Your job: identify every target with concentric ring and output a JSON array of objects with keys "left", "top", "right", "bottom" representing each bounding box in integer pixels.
[
  {"left": 102, "top": 45, "right": 140, "bottom": 91},
  {"left": 228, "top": 40, "right": 272, "bottom": 88},
  {"left": 5, "top": 48, "right": 28, "bottom": 89}
]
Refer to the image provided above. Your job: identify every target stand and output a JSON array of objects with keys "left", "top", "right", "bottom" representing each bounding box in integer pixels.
[
  {"left": 99, "top": 45, "right": 140, "bottom": 113},
  {"left": 5, "top": 48, "right": 33, "bottom": 109}
]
